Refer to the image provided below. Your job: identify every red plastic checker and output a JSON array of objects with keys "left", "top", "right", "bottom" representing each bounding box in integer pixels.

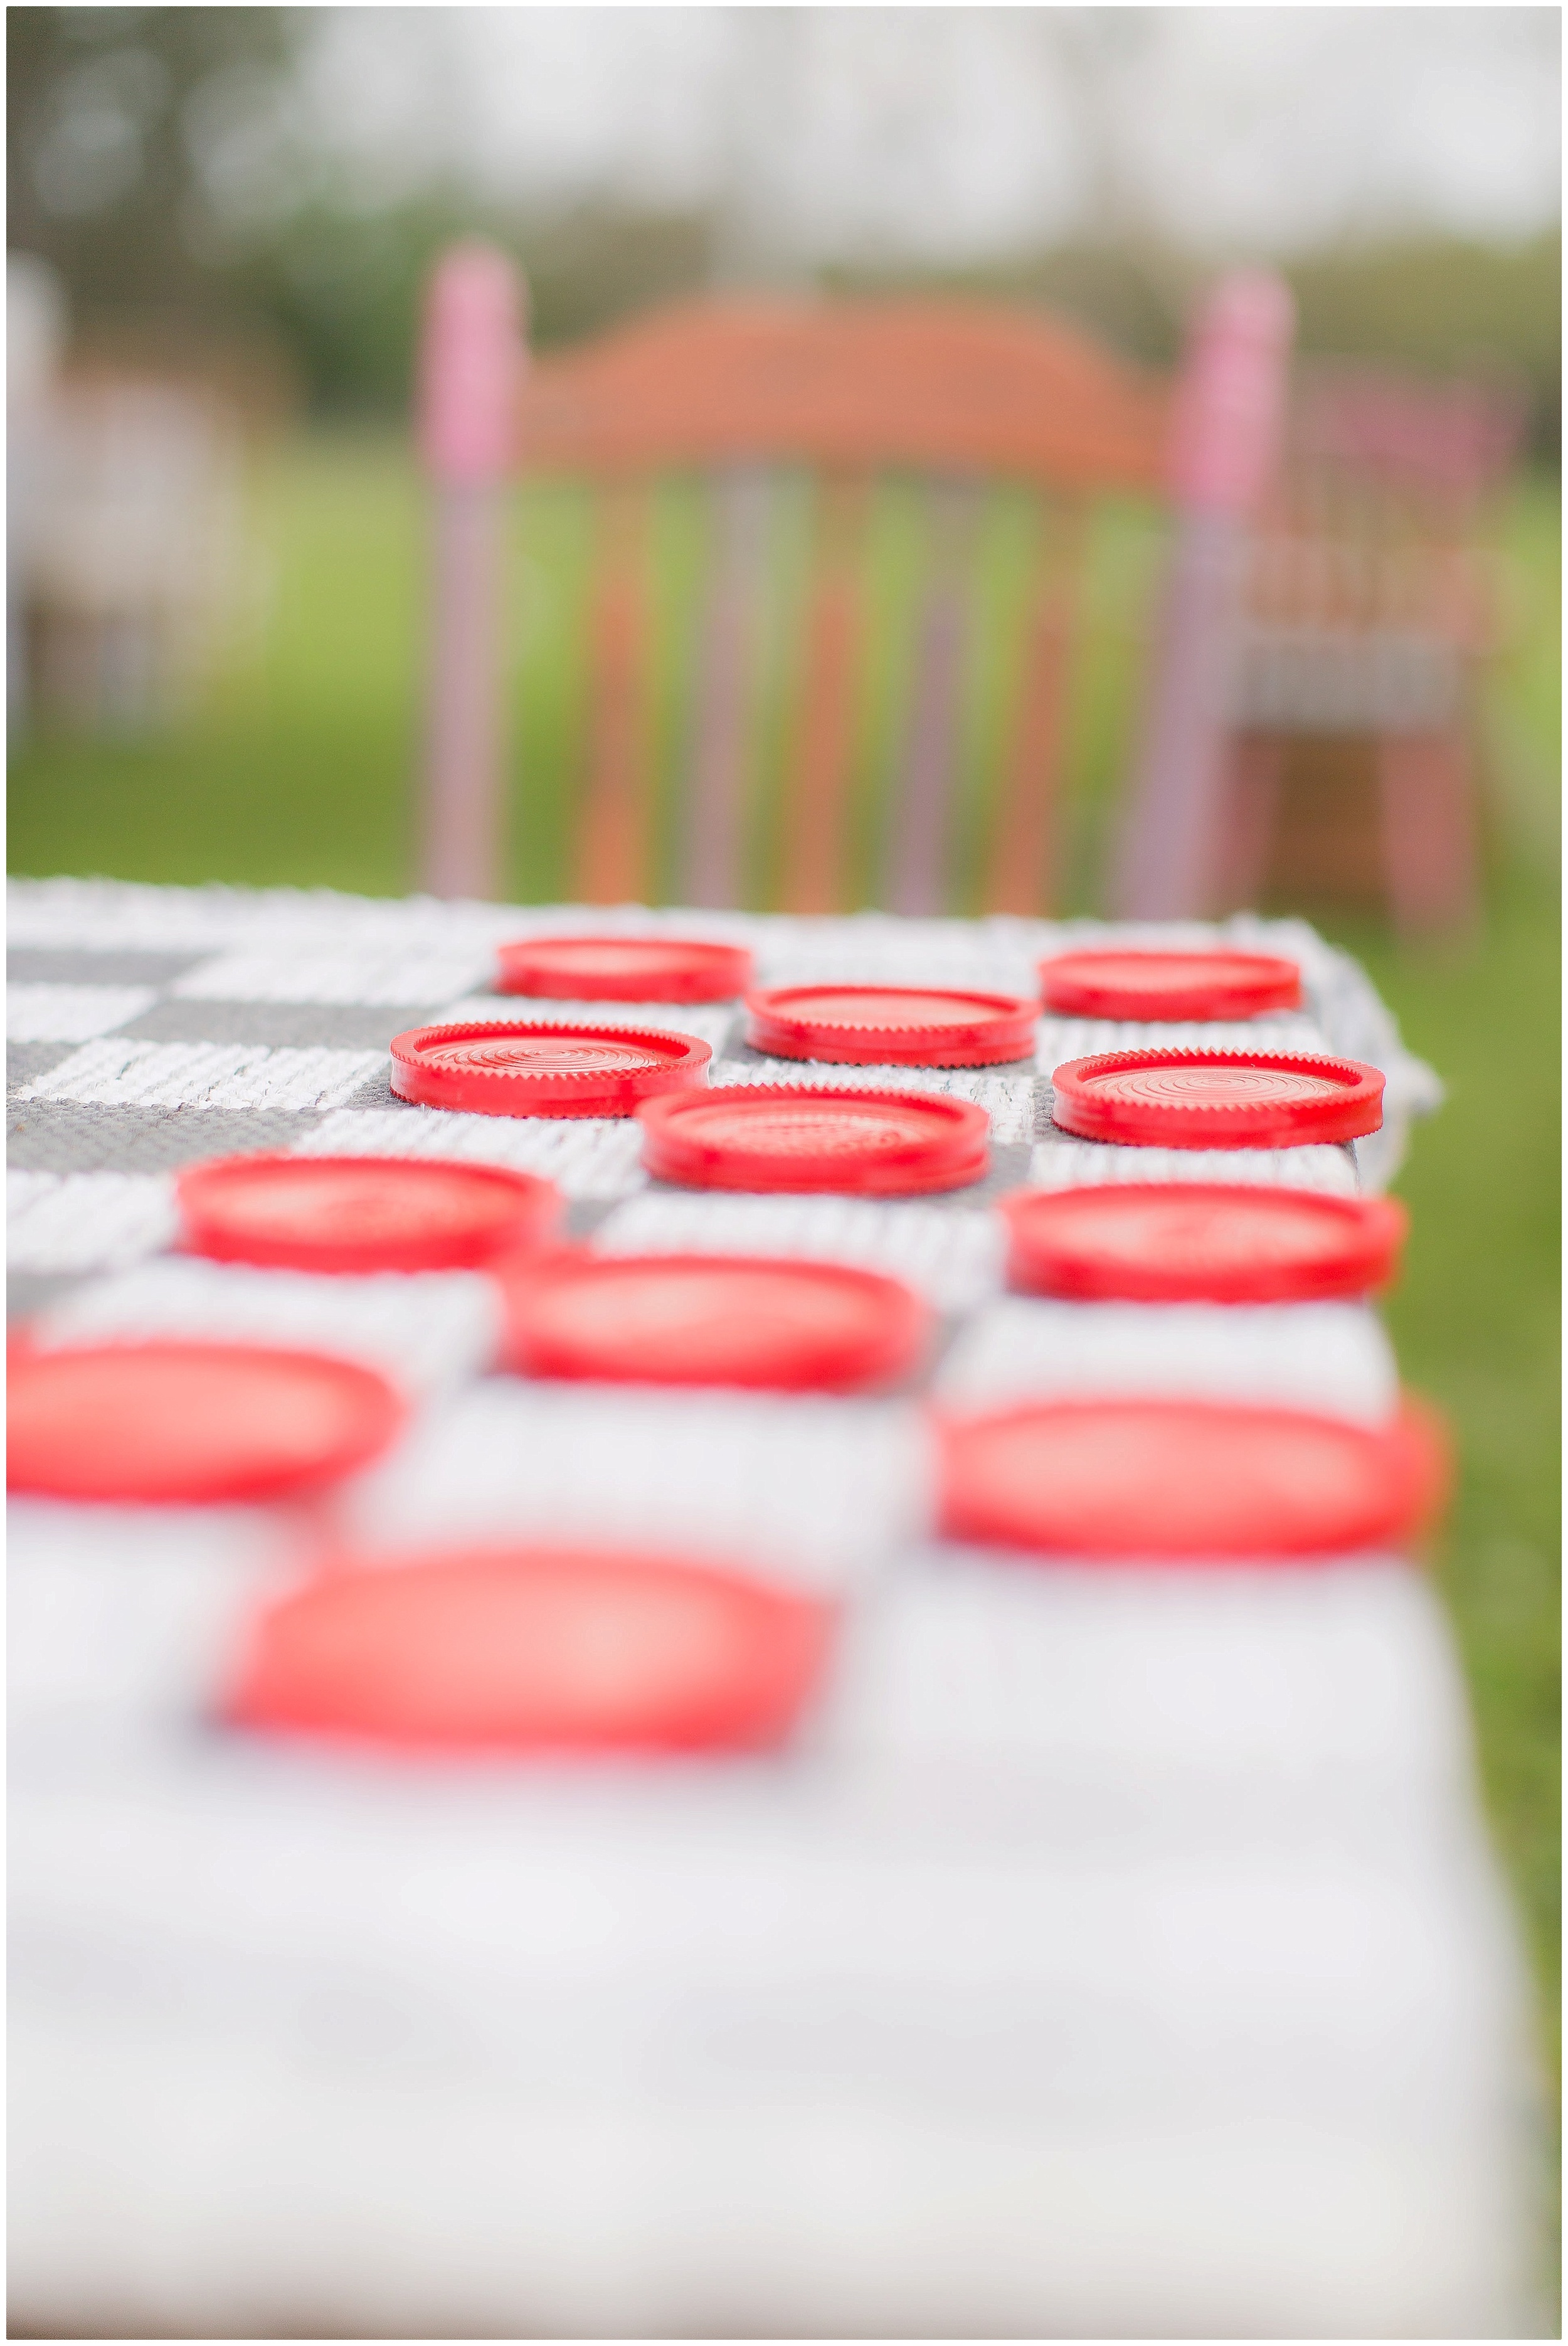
[
  {"left": 7, "top": 1340, "right": 405, "bottom": 1505},
  {"left": 223, "top": 1544, "right": 835, "bottom": 1756},
  {"left": 177, "top": 1152, "right": 563, "bottom": 1274},
  {"left": 1039, "top": 947, "right": 1302, "bottom": 1021},
  {"left": 495, "top": 934, "right": 752, "bottom": 1002},
  {"left": 746, "top": 984, "right": 1037, "bottom": 1067},
  {"left": 938, "top": 1395, "right": 1446, "bottom": 1561},
  {"left": 998, "top": 1184, "right": 1408, "bottom": 1303},
  {"left": 497, "top": 1251, "right": 930, "bottom": 1392},
  {"left": 389, "top": 1021, "right": 712, "bottom": 1118},
  {"left": 1050, "top": 1048, "right": 1384, "bottom": 1148},
  {"left": 638, "top": 1085, "right": 989, "bottom": 1196}
]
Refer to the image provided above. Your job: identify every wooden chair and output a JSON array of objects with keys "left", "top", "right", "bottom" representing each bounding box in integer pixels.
[
  {"left": 416, "top": 250, "right": 1293, "bottom": 917},
  {"left": 1209, "top": 365, "right": 1525, "bottom": 934}
]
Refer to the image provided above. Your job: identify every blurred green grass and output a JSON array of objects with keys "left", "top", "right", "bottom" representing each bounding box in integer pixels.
[{"left": 9, "top": 438, "right": 1560, "bottom": 2128}]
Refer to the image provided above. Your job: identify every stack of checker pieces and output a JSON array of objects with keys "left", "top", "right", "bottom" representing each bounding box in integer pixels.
[{"left": 7, "top": 877, "right": 1540, "bottom": 2338}]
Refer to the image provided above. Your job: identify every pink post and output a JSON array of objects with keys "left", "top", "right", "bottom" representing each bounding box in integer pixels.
[
  {"left": 1111, "top": 272, "right": 1294, "bottom": 920},
  {"left": 418, "top": 243, "right": 526, "bottom": 900}
]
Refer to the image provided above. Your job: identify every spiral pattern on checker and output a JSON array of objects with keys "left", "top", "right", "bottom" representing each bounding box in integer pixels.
[
  {"left": 1091, "top": 1064, "right": 1335, "bottom": 1108},
  {"left": 421, "top": 1034, "right": 664, "bottom": 1076}
]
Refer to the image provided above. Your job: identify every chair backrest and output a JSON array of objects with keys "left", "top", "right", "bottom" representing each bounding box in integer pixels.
[
  {"left": 514, "top": 297, "right": 1170, "bottom": 916},
  {"left": 1241, "top": 363, "right": 1527, "bottom": 662},
  {"left": 416, "top": 259, "right": 1297, "bottom": 916}
]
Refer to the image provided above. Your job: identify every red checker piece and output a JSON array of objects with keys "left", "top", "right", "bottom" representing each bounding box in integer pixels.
[
  {"left": 495, "top": 934, "right": 752, "bottom": 1002},
  {"left": 746, "top": 984, "right": 1037, "bottom": 1067},
  {"left": 497, "top": 1251, "right": 930, "bottom": 1393},
  {"left": 1039, "top": 947, "right": 1302, "bottom": 1022},
  {"left": 390, "top": 1021, "right": 711, "bottom": 1118},
  {"left": 7, "top": 1340, "right": 405, "bottom": 1505},
  {"left": 223, "top": 1545, "right": 835, "bottom": 1756},
  {"left": 638, "top": 1085, "right": 989, "bottom": 1197},
  {"left": 938, "top": 1395, "right": 1447, "bottom": 1562},
  {"left": 1051, "top": 1048, "right": 1384, "bottom": 1148},
  {"left": 999, "top": 1184, "right": 1409, "bottom": 1303},
  {"left": 177, "top": 1152, "right": 562, "bottom": 1275}
]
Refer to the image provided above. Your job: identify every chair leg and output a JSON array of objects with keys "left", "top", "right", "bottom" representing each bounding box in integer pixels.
[
  {"left": 1379, "top": 727, "right": 1480, "bottom": 934},
  {"left": 422, "top": 486, "right": 507, "bottom": 901}
]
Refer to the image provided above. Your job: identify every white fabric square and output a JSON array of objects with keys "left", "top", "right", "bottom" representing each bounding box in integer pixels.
[
  {"left": 337, "top": 1379, "right": 933, "bottom": 1587},
  {"left": 750, "top": 918, "right": 1040, "bottom": 999},
  {"left": 6, "top": 983, "right": 156, "bottom": 1041},
  {"left": 13, "top": 1038, "right": 384, "bottom": 1113},
  {"left": 1027, "top": 1136, "right": 1362, "bottom": 1196},
  {"left": 591, "top": 1191, "right": 1006, "bottom": 1315},
  {"left": 171, "top": 948, "right": 494, "bottom": 1006},
  {"left": 933, "top": 1297, "right": 1399, "bottom": 1423},
  {"left": 290, "top": 1107, "right": 649, "bottom": 1200},
  {"left": 9, "top": 1500, "right": 297, "bottom": 1729},
  {"left": 1036, "top": 1012, "right": 1328, "bottom": 1072},
  {"left": 824, "top": 1551, "right": 1475, "bottom": 1798},
  {"left": 8, "top": 1170, "right": 177, "bottom": 1275},
  {"left": 34, "top": 1255, "right": 502, "bottom": 1398}
]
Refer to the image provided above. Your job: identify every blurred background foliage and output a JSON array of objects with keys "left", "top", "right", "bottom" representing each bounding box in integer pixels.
[{"left": 8, "top": 5, "right": 1562, "bottom": 442}]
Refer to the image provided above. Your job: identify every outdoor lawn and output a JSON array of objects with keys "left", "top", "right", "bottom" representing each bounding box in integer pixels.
[{"left": 10, "top": 432, "right": 1560, "bottom": 2135}]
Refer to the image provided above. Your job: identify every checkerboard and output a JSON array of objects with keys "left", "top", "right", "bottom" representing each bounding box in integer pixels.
[{"left": 8, "top": 878, "right": 1539, "bottom": 2337}]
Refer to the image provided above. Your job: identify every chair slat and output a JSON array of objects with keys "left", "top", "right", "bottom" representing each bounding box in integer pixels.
[
  {"left": 780, "top": 472, "right": 869, "bottom": 914},
  {"left": 576, "top": 481, "right": 651, "bottom": 905},
  {"left": 682, "top": 469, "right": 771, "bottom": 909},
  {"left": 982, "top": 497, "right": 1088, "bottom": 916},
  {"left": 884, "top": 482, "right": 982, "bottom": 917}
]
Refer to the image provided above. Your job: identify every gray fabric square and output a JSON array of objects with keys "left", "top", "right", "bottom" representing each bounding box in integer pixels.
[
  {"left": 6, "top": 1103, "right": 327, "bottom": 1174},
  {"left": 6, "top": 947, "right": 211, "bottom": 987},
  {"left": 117, "top": 999, "right": 430, "bottom": 1051}
]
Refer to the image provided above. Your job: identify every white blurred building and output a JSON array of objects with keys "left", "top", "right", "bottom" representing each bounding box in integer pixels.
[{"left": 8, "top": 252, "right": 255, "bottom": 734}]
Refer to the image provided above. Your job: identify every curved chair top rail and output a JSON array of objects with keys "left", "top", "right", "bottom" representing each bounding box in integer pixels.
[{"left": 517, "top": 296, "right": 1171, "bottom": 491}]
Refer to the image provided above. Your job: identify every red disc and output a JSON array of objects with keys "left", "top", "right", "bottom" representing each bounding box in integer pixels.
[
  {"left": 638, "top": 1085, "right": 989, "bottom": 1196},
  {"left": 495, "top": 934, "right": 753, "bottom": 1002},
  {"left": 223, "top": 1545, "right": 836, "bottom": 1756},
  {"left": 746, "top": 984, "right": 1037, "bottom": 1067},
  {"left": 938, "top": 1396, "right": 1446, "bottom": 1561},
  {"left": 497, "top": 1251, "right": 930, "bottom": 1392},
  {"left": 7, "top": 1340, "right": 405, "bottom": 1505},
  {"left": 1051, "top": 1049, "right": 1384, "bottom": 1148},
  {"left": 998, "top": 1184, "right": 1409, "bottom": 1303},
  {"left": 177, "top": 1153, "right": 563, "bottom": 1274},
  {"left": 390, "top": 1021, "right": 712, "bottom": 1118},
  {"left": 1039, "top": 948, "right": 1302, "bottom": 1021}
]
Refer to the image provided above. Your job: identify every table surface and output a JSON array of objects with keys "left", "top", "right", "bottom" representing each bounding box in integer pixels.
[{"left": 7, "top": 878, "right": 1539, "bottom": 2338}]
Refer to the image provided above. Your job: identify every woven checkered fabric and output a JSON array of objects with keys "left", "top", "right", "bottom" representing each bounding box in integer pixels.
[{"left": 8, "top": 879, "right": 1537, "bottom": 2339}]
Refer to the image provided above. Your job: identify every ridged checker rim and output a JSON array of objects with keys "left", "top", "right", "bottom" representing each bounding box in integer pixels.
[
  {"left": 391, "top": 1020, "right": 712, "bottom": 1081},
  {"left": 1050, "top": 1047, "right": 1384, "bottom": 1145}
]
